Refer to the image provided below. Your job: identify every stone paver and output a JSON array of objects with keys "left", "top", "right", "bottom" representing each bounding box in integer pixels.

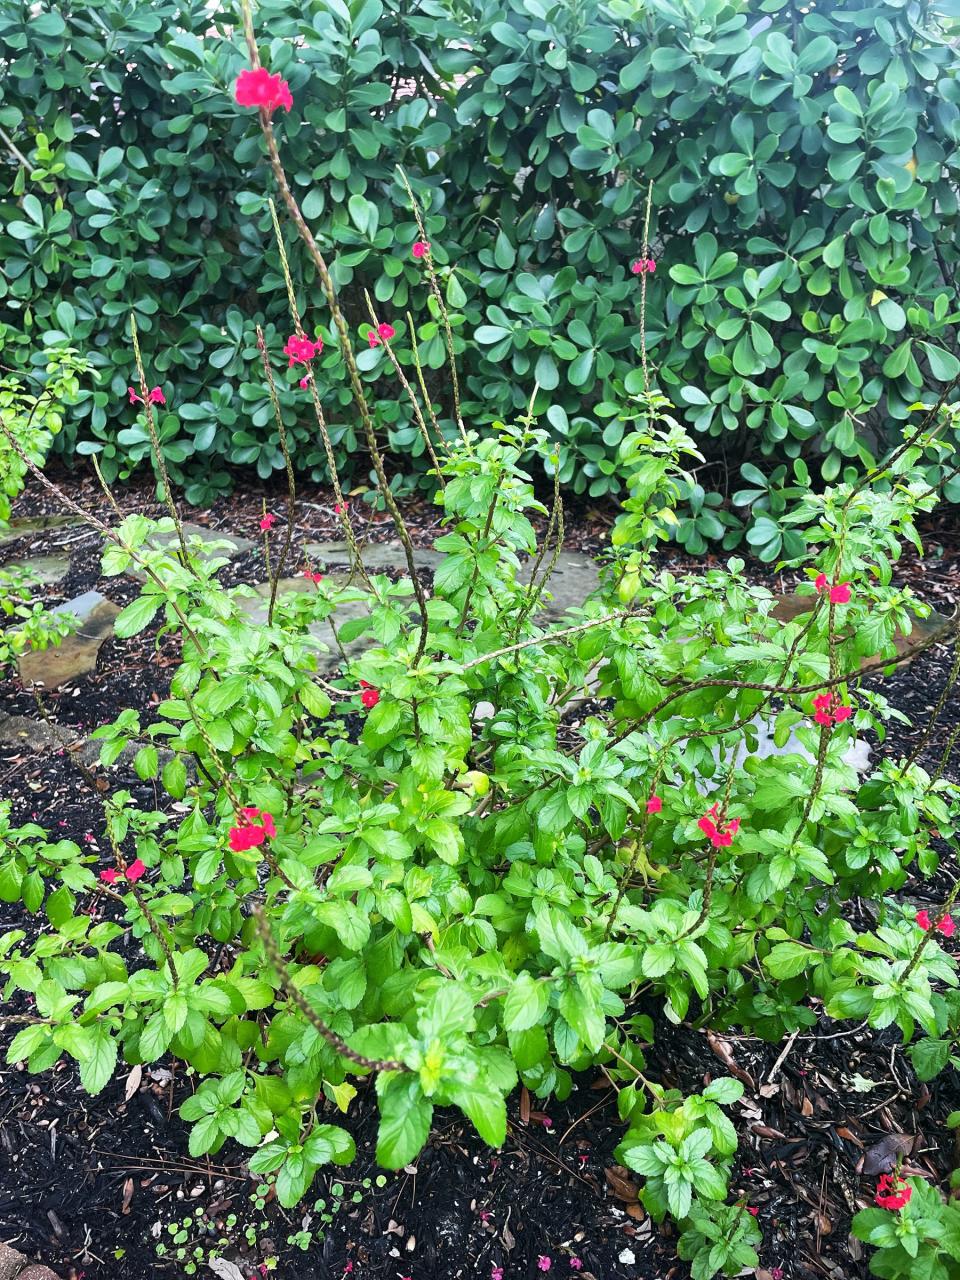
[
  {"left": 0, "top": 1244, "right": 27, "bottom": 1280},
  {"left": 16, "top": 590, "right": 120, "bottom": 689},
  {"left": 130, "top": 522, "right": 254, "bottom": 582},
  {"left": 0, "top": 553, "right": 71, "bottom": 585},
  {"left": 0, "top": 515, "right": 83, "bottom": 547}
]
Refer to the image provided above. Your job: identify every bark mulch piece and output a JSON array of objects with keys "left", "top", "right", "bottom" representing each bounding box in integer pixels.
[{"left": 2, "top": 471, "right": 960, "bottom": 1278}]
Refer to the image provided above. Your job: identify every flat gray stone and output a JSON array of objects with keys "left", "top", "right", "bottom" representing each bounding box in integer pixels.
[
  {"left": 16, "top": 590, "right": 120, "bottom": 689},
  {"left": 236, "top": 579, "right": 371, "bottom": 674},
  {"left": 0, "top": 515, "right": 84, "bottom": 547},
  {"left": 16, "top": 1267, "right": 61, "bottom": 1280},
  {"left": 1, "top": 553, "right": 71, "bottom": 585},
  {"left": 129, "top": 522, "right": 254, "bottom": 582},
  {"left": 304, "top": 541, "right": 599, "bottom": 620},
  {"left": 518, "top": 550, "right": 599, "bottom": 618},
  {"left": 304, "top": 539, "right": 442, "bottom": 572}
]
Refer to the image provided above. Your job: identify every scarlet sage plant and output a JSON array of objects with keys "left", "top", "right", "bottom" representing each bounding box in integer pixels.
[{"left": 1, "top": 8, "right": 960, "bottom": 1278}]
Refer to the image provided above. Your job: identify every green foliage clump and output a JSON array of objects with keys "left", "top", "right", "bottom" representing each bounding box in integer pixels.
[{"left": 1, "top": 0, "right": 959, "bottom": 544}]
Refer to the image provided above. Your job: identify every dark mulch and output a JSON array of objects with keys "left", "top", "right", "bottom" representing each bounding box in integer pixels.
[{"left": 1, "top": 469, "right": 960, "bottom": 1280}]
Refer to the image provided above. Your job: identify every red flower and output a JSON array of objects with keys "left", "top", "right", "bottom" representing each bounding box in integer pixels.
[
  {"left": 260, "top": 513, "right": 277, "bottom": 531},
  {"left": 304, "top": 569, "right": 324, "bottom": 584},
  {"left": 284, "top": 334, "right": 322, "bottom": 367},
  {"left": 228, "top": 807, "right": 275, "bottom": 852},
  {"left": 412, "top": 240, "right": 429, "bottom": 259},
  {"left": 100, "top": 862, "right": 147, "bottom": 885},
  {"left": 647, "top": 794, "right": 662, "bottom": 815},
  {"left": 747, "top": 1206, "right": 759, "bottom": 1217},
  {"left": 811, "top": 692, "right": 852, "bottom": 727},
  {"left": 378, "top": 322, "right": 395, "bottom": 340},
  {"left": 334, "top": 501, "right": 347, "bottom": 515},
  {"left": 698, "top": 805, "right": 739, "bottom": 848},
  {"left": 128, "top": 386, "right": 165, "bottom": 406},
  {"left": 361, "top": 687, "right": 380, "bottom": 709},
  {"left": 631, "top": 258, "right": 656, "bottom": 275},
  {"left": 917, "top": 908, "right": 955, "bottom": 937},
  {"left": 367, "top": 330, "right": 381, "bottom": 349},
  {"left": 234, "top": 67, "right": 293, "bottom": 114},
  {"left": 815, "top": 573, "right": 852, "bottom": 604},
  {"left": 299, "top": 376, "right": 310, "bottom": 389},
  {"left": 875, "top": 1174, "right": 912, "bottom": 1210}
]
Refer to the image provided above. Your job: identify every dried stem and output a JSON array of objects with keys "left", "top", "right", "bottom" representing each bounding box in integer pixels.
[{"left": 253, "top": 906, "right": 405, "bottom": 1072}]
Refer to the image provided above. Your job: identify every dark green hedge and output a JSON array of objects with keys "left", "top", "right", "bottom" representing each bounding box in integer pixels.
[{"left": 1, "top": 0, "right": 959, "bottom": 554}]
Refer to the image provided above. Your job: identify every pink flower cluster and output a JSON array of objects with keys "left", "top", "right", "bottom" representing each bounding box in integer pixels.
[
  {"left": 875, "top": 1174, "right": 912, "bottom": 1210},
  {"left": 815, "top": 573, "right": 851, "bottom": 604},
  {"left": 917, "top": 909, "right": 956, "bottom": 937},
  {"left": 228, "top": 807, "right": 276, "bottom": 852},
  {"left": 631, "top": 258, "right": 656, "bottom": 275},
  {"left": 367, "top": 322, "right": 396, "bottom": 349},
  {"left": 284, "top": 334, "right": 322, "bottom": 367},
  {"left": 412, "top": 241, "right": 429, "bottom": 259},
  {"left": 100, "top": 860, "right": 146, "bottom": 885},
  {"left": 128, "top": 386, "right": 165, "bottom": 406},
  {"left": 812, "top": 693, "right": 852, "bottom": 727},
  {"left": 234, "top": 67, "right": 292, "bottom": 114},
  {"left": 698, "top": 803, "right": 740, "bottom": 848}
]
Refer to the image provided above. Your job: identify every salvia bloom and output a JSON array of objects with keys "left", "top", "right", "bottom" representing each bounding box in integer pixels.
[
  {"left": 631, "top": 258, "right": 656, "bottom": 275},
  {"left": 368, "top": 322, "right": 396, "bottom": 348},
  {"left": 412, "top": 240, "right": 430, "bottom": 259},
  {"left": 260, "top": 513, "right": 277, "bottom": 532},
  {"left": 128, "top": 386, "right": 166, "bottom": 406},
  {"left": 917, "top": 909, "right": 956, "bottom": 937},
  {"left": 228, "top": 807, "right": 276, "bottom": 852},
  {"left": 303, "top": 569, "right": 324, "bottom": 584},
  {"left": 100, "top": 859, "right": 146, "bottom": 885},
  {"left": 359, "top": 679, "right": 380, "bottom": 709},
  {"left": 234, "top": 67, "right": 292, "bottom": 114},
  {"left": 815, "top": 572, "right": 852, "bottom": 604},
  {"left": 299, "top": 376, "right": 310, "bottom": 389},
  {"left": 647, "top": 794, "right": 662, "bottom": 815},
  {"left": 875, "top": 1174, "right": 912, "bottom": 1210},
  {"left": 284, "top": 334, "right": 322, "bottom": 367},
  {"left": 334, "top": 501, "right": 347, "bottom": 515},
  {"left": 698, "top": 803, "right": 740, "bottom": 848},
  {"left": 812, "top": 693, "right": 852, "bottom": 727}
]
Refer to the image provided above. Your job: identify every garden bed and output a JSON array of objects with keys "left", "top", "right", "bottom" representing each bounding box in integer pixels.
[{"left": 1, "top": 471, "right": 960, "bottom": 1280}]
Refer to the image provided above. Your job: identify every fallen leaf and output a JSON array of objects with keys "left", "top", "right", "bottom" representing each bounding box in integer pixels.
[
  {"left": 836, "top": 1127, "right": 864, "bottom": 1148},
  {"left": 706, "top": 1031, "right": 756, "bottom": 1091},
  {"left": 519, "top": 1085, "right": 531, "bottom": 1125},
  {"left": 801, "top": 1093, "right": 814, "bottom": 1117},
  {"left": 625, "top": 1203, "right": 646, "bottom": 1221},
  {"left": 604, "top": 1165, "right": 640, "bottom": 1202},
  {"left": 208, "top": 1261, "right": 245, "bottom": 1280},
  {"left": 751, "top": 1124, "right": 788, "bottom": 1139},
  {"left": 859, "top": 1133, "right": 914, "bottom": 1175},
  {"left": 121, "top": 1178, "right": 134, "bottom": 1214},
  {"left": 124, "top": 1063, "right": 142, "bottom": 1102}
]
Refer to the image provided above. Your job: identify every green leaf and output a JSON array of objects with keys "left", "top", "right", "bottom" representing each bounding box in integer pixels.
[
  {"left": 114, "top": 594, "right": 162, "bottom": 638},
  {"left": 376, "top": 1075, "right": 433, "bottom": 1168},
  {"left": 503, "top": 973, "right": 549, "bottom": 1032}
]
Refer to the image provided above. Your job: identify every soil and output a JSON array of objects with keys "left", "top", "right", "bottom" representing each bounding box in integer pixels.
[{"left": 1, "top": 467, "right": 960, "bottom": 1280}]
